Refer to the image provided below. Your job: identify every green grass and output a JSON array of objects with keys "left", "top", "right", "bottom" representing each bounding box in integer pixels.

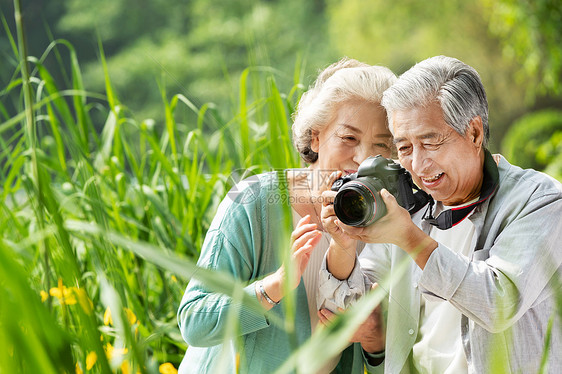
[{"left": 2, "top": 2, "right": 305, "bottom": 372}]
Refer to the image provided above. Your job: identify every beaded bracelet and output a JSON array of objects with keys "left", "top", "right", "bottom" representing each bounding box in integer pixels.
[{"left": 257, "top": 280, "right": 280, "bottom": 306}]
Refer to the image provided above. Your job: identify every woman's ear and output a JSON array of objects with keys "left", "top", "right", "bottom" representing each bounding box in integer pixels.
[
  {"left": 468, "top": 116, "right": 484, "bottom": 150},
  {"left": 310, "top": 129, "right": 320, "bottom": 153}
]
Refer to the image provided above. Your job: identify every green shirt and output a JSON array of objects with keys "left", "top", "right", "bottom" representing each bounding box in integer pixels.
[{"left": 177, "top": 171, "right": 371, "bottom": 373}]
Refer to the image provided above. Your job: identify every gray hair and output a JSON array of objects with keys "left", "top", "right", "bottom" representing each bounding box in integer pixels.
[
  {"left": 381, "top": 56, "right": 489, "bottom": 146},
  {"left": 292, "top": 57, "right": 397, "bottom": 163}
]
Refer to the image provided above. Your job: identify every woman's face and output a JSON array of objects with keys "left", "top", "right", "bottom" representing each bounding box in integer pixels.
[{"left": 310, "top": 99, "right": 392, "bottom": 175}]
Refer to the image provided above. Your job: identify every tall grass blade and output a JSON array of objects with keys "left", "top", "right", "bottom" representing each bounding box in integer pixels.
[
  {"left": 0, "top": 242, "right": 73, "bottom": 374},
  {"left": 274, "top": 250, "right": 411, "bottom": 374}
]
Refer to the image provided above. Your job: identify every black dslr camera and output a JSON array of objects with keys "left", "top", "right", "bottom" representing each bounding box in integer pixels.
[{"left": 331, "top": 155, "right": 429, "bottom": 227}]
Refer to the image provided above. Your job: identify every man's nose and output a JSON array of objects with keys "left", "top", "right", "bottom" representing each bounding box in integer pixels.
[{"left": 411, "top": 147, "right": 430, "bottom": 174}]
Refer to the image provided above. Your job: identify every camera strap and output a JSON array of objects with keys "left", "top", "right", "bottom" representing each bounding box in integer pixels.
[{"left": 422, "top": 150, "right": 499, "bottom": 230}]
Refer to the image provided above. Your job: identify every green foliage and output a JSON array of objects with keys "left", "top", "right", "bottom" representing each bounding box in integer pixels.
[
  {"left": 0, "top": 243, "right": 74, "bottom": 374},
  {"left": 2, "top": 1, "right": 561, "bottom": 373},
  {"left": 1, "top": 4, "right": 304, "bottom": 371},
  {"left": 483, "top": 0, "right": 562, "bottom": 96},
  {"left": 48, "top": 0, "right": 335, "bottom": 122},
  {"left": 327, "top": 0, "right": 478, "bottom": 68},
  {"left": 540, "top": 132, "right": 562, "bottom": 181},
  {"left": 324, "top": 0, "right": 535, "bottom": 150},
  {"left": 501, "top": 109, "right": 562, "bottom": 175},
  {"left": 2, "top": 0, "right": 561, "bottom": 151}
]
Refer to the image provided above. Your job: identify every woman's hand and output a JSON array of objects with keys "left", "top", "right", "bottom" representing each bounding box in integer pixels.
[
  {"left": 258, "top": 215, "right": 322, "bottom": 309},
  {"left": 321, "top": 190, "right": 357, "bottom": 252},
  {"left": 284, "top": 214, "right": 323, "bottom": 289},
  {"left": 320, "top": 171, "right": 357, "bottom": 252},
  {"left": 317, "top": 284, "right": 386, "bottom": 353},
  {"left": 319, "top": 171, "right": 359, "bottom": 280}
]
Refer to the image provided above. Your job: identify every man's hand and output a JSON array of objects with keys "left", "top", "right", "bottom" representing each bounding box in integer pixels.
[
  {"left": 335, "top": 189, "right": 437, "bottom": 269},
  {"left": 334, "top": 189, "right": 412, "bottom": 245}
]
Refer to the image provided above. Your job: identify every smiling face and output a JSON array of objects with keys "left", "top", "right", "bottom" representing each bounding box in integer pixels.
[
  {"left": 392, "top": 101, "right": 485, "bottom": 206},
  {"left": 310, "top": 99, "right": 392, "bottom": 175}
]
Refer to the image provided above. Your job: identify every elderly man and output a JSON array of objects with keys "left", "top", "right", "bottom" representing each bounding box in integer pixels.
[{"left": 318, "top": 56, "right": 562, "bottom": 373}]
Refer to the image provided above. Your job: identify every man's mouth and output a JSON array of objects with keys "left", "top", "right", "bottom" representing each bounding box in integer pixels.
[{"left": 421, "top": 172, "right": 444, "bottom": 183}]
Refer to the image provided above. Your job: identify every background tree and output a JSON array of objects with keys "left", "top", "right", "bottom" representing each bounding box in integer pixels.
[
  {"left": 325, "top": 0, "right": 561, "bottom": 151},
  {"left": 2, "top": 0, "right": 559, "bottom": 154},
  {"left": 51, "top": 0, "right": 336, "bottom": 121},
  {"left": 483, "top": 0, "right": 562, "bottom": 97}
]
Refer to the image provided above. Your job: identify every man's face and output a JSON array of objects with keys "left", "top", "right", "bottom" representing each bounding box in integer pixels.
[{"left": 392, "top": 102, "right": 484, "bottom": 206}]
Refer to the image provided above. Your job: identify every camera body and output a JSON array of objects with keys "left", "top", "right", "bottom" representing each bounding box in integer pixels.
[{"left": 331, "top": 155, "right": 428, "bottom": 227}]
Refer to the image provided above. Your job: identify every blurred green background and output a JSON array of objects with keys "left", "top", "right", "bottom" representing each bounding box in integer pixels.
[
  {"left": 1, "top": 1, "right": 561, "bottom": 373},
  {"left": 2, "top": 0, "right": 561, "bottom": 154}
]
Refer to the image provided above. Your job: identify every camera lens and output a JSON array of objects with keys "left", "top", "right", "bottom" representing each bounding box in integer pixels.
[
  {"left": 338, "top": 189, "right": 368, "bottom": 221},
  {"left": 333, "top": 179, "right": 387, "bottom": 227}
]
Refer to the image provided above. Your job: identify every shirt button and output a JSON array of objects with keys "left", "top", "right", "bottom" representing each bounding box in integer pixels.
[
  {"left": 412, "top": 282, "right": 418, "bottom": 288},
  {"left": 408, "top": 329, "right": 415, "bottom": 335}
]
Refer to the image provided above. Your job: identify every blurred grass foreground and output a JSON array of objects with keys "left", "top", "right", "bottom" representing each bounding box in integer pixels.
[{"left": 1, "top": 1, "right": 307, "bottom": 373}]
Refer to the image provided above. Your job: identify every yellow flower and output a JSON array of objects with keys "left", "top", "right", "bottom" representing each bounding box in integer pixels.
[
  {"left": 75, "top": 362, "right": 83, "bottom": 374},
  {"left": 86, "top": 351, "right": 97, "bottom": 370},
  {"left": 104, "top": 306, "right": 113, "bottom": 326},
  {"left": 104, "top": 342, "right": 114, "bottom": 360},
  {"left": 124, "top": 307, "right": 137, "bottom": 325},
  {"left": 40, "top": 290, "right": 48, "bottom": 302},
  {"left": 171, "top": 275, "right": 177, "bottom": 283},
  {"left": 49, "top": 284, "right": 77, "bottom": 305},
  {"left": 105, "top": 306, "right": 137, "bottom": 326},
  {"left": 120, "top": 360, "right": 131, "bottom": 374},
  {"left": 104, "top": 342, "right": 128, "bottom": 361},
  {"left": 159, "top": 363, "right": 178, "bottom": 374}
]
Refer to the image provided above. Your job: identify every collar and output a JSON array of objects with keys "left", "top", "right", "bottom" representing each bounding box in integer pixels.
[{"left": 422, "top": 150, "right": 499, "bottom": 230}]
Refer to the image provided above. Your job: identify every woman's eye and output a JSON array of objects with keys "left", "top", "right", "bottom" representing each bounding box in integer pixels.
[
  {"left": 374, "top": 143, "right": 390, "bottom": 150},
  {"left": 341, "top": 135, "right": 358, "bottom": 142}
]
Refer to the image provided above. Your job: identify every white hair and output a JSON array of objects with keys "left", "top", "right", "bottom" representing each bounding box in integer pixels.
[
  {"left": 381, "top": 55, "right": 489, "bottom": 146},
  {"left": 292, "top": 57, "right": 397, "bottom": 163}
]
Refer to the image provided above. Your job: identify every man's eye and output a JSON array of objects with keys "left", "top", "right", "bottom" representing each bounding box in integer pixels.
[
  {"left": 398, "top": 145, "right": 411, "bottom": 153},
  {"left": 424, "top": 143, "right": 440, "bottom": 150}
]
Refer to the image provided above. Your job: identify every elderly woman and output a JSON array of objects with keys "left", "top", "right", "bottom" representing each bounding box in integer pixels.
[{"left": 177, "top": 57, "right": 396, "bottom": 373}]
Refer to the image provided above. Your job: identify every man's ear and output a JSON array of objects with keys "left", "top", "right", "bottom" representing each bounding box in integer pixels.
[
  {"left": 310, "top": 129, "right": 320, "bottom": 153},
  {"left": 468, "top": 116, "right": 484, "bottom": 150}
]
